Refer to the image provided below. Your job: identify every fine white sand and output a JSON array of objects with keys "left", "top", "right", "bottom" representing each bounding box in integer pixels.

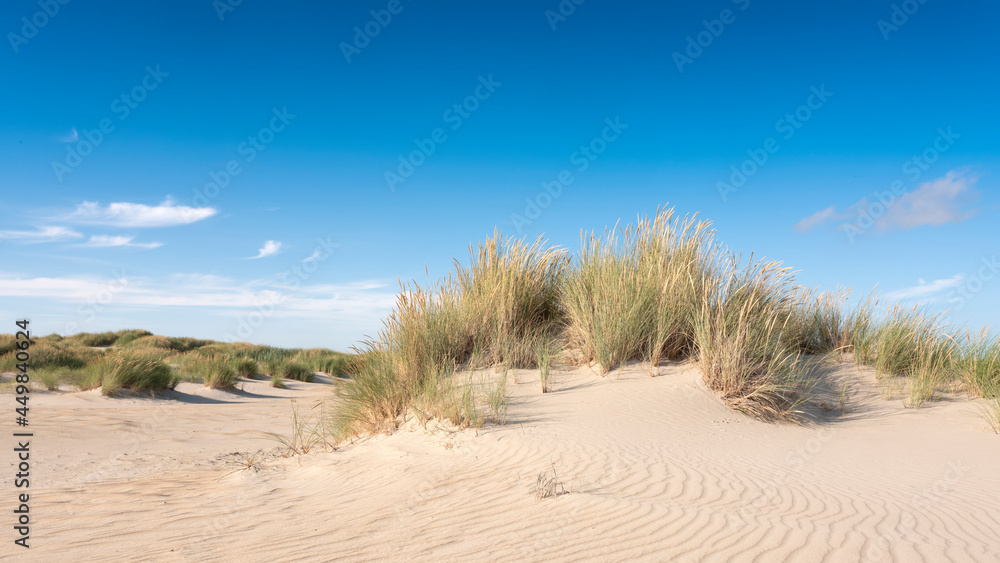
[{"left": 4, "top": 363, "right": 999, "bottom": 562}]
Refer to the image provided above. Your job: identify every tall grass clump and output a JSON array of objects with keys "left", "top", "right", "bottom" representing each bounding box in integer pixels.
[
  {"left": 233, "top": 357, "right": 259, "bottom": 378},
  {"left": 841, "top": 291, "right": 880, "bottom": 364},
  {"left": 958, "top": 329, "right": 1000, "bottom": 397},
  {"left": 277, "top": 361, "right": 314, "bottom": 382},
  {"left": 534, "top": 334, "right": 555, "bottom": 393},
  {"left": 292, "top": 349, "right": 351, "bottom": 376},
  {"left": 692, "top": 257, "right": 814, "bottom": 421},
  {"left": 334, "top": 232, "right": 563, "bottom": 439},
  {"left": 783, "top": 288, "right": 849, "bottom": 355},
  {"left": 100, "top": 352, "right": 178, "bottom": 396},
  {"left": 202, "top": 356, "right": 238, "bottom": 389},
  {"left": 872, "top": 305, "right": 953, "bottom": 380},
  {"left": 561, "top": 208, "right": 716, "bottom": 373}
]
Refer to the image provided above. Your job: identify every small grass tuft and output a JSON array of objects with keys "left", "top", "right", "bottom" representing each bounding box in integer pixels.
[
  {"left": 535, "top": 464, "right": 568, "bottom": 500},
  {"left": 271, "top": 373, "right": 286, "bottom": 388}
]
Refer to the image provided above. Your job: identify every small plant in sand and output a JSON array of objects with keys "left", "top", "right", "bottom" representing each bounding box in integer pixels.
[
  {"left": 221, "top": 451, "right": 263, "bottom": 478},
  {"left": 976, "top": 395, "right": 1000, "bottom": 434},
  {"left": 534, "top": 335, "right": 553, "bottom": 393},
  {"left": 260, "top": 400, "right": 334, "bottom": 456},
  {"left": 486, "top": 371, "right": 509, "bottom": 424},
  {"left": 38, "top": 369, "right": 61, "bottom": 391},
  {"left": 271, "top": 373, "right": 286, "bottom": 389},
  {"left": 837, "top": 380, "right": 850, "bottom": 413},
  {"left": 535, "top": 464, "right": 568, "bottom": 500}
]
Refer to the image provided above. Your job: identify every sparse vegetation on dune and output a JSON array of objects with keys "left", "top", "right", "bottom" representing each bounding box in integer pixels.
[{"left": 0, "top": 331, "right": 348, "bottom": 394}]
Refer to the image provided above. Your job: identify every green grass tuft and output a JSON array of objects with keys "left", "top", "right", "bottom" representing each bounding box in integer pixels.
[{"left": 100, "top": 353, "right": 177, "bottom": 396}]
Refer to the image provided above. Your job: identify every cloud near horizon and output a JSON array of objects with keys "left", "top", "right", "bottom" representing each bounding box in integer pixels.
[
  {"left": 248, "top": 240, "right": 282, "bottom": 259},
  {"left": 66, "top": 199, "right": 217, "bottom": 227},
  {"left": 794, "top": 169, "right": 981, "bottom": 233},
  {"left": 0, "top": 272, "right": 398, "bottom": 322}
]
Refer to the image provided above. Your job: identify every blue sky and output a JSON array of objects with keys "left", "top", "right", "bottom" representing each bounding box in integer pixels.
[{"left": 1, "top": 0, "right": 998, "bottom": 349}]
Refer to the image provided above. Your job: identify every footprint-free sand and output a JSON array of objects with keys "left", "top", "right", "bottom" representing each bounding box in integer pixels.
[{"left": 4, "top": 363, "right": 999, "bottom": 562}]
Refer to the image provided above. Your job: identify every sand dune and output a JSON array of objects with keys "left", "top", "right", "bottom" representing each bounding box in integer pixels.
[{"left": 4, "top": 363, "right": 999, "bottom": 562}]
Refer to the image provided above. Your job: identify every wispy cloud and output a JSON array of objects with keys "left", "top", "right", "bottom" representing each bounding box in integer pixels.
[
  {"left": 885, "top": 275, "right": 965, "bottom": 301},
  {"left": 59, "top": 127, "right": 79, "bottom": 143},
  {"left": 880, "top": 170, "right": 980, "bottom": 230},
  {"left": 79, "top": 235, "right": 162, "bottom": 249},
  {"left": 795, "top": 169, "right": 981, "bottom": 233},
  {"left": 0, "top": 226, "right": 83, "bottom": 242},
  {"left": 247, "top": 240, "right": 282, "bottom": 259},
  {"left": 794, "top": 206, "right": 838, "bottom": 233},
  {"left": 0, "top": 272, "right": 397, "bottom": 321},
  {"left": 65, "top": 199, "right": 217, "bottom": 227}
]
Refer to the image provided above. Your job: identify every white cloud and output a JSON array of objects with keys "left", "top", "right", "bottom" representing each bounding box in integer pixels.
[
  {"left": 885, "top": 275, "right": 965, "bottom": 301},
  {"left": 80, "top": 235, "right": 162, "bottom": 249},
  {"left": 248, "top": 240, "right": 282, "bottom": 259},
  {"left": 302, "top": 249, "right": 322, "bottom": 262},
  {"left": 0, "top": 226, "right": 83, "bottom": 242},
  {"left": 795, "top": 169, "right": 981, "bottom": 233},
  {"left": 66, "top": 199, "right": 217, "bottom": 227}
]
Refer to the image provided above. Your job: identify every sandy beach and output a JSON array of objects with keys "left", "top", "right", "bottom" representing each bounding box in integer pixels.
[{"left": 5, "top": 361, "right": 998, "bottom": 562}]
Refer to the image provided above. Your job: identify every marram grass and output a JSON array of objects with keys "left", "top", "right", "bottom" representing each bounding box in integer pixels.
[{"left": 335, "top": 205, "right": 1000, "bottom": 436}]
